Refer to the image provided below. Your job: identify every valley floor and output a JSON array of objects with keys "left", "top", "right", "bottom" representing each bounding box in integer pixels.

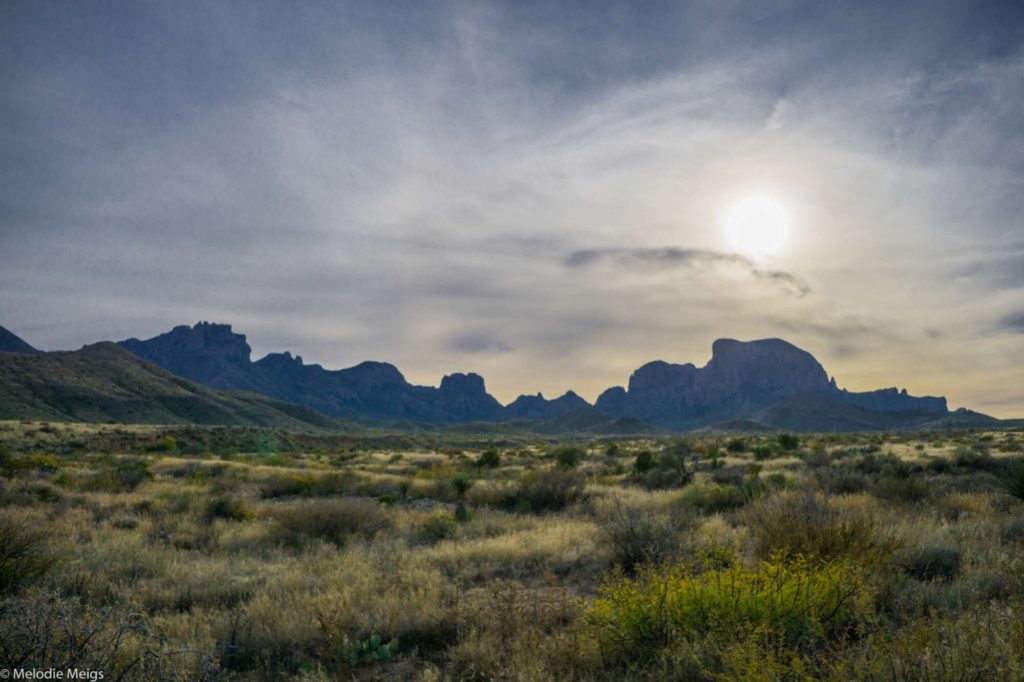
[{"left": 1, "top": 421, "right": 1023, "bottom": 680}]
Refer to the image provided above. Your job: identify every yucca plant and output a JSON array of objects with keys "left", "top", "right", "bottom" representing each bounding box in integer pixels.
[{"left": 1001, "top": 458, "right": 1024, "bottom": 501}]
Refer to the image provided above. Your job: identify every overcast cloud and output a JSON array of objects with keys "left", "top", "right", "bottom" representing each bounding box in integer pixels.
[{"left": 2, "top": 1, "right": 1024, "bottom": 415}]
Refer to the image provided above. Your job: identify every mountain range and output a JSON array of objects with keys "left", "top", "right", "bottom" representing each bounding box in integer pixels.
[{"left": 0, "top": 321, "right": 1002, "bottom": 432}]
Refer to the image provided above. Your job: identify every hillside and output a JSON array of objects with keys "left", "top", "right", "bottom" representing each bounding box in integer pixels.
[{"left": 0, "top": 343, "right": 340, "bottom": 429}]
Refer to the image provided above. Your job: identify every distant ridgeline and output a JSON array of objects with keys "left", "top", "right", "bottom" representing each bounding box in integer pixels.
[{"left": 102, "top": 322, "right": 964, "bottom": 432}]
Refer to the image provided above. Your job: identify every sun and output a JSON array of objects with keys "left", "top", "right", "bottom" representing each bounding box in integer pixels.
[{"left": 723, "top": 194, "right": 792, "bottom": 260}]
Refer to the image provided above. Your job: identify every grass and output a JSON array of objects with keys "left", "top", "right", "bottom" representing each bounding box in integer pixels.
[{"left": 0, "top": 421, "right": 1023, "bottom": 679}]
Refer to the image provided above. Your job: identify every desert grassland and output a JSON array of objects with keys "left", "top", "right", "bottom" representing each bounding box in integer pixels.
[{"left": 1, "top": 421, "right": 1024, "bottom": 680}]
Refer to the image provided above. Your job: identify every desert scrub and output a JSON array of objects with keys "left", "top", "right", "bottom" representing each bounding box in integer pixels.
[
  {"left": 499, "top": 467, "right": 586, "bottom": 513},
  {"left": 268, "top": 498, "right": 392, "bottom": 547},
  {"left": 583, "top": 555, "right": 873, "bottom": 666},
  {"left": 676, "top": 481, "right": 749, "bottom": 514},
  {"left": 0, "top": 517, "right": 55, "bottom": 594},
  {"left": 1000, "top": 457, "right": 1024, "bottom": 501},
  {"left": 595, "top": 498, "right": 692, "bottom": 573},
  {"left": 745, "top": 492, "right": 897, "bottom": 567}
]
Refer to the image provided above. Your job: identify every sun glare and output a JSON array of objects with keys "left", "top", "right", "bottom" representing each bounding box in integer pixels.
[{"left": 724, "top": 194, "right": 792, "bottom": 260}]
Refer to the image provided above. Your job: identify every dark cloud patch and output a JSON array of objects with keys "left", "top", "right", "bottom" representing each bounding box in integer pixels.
[
  {"left": 565, "top": 247, "right": 811, "bottom": 296},
  {"left": 446, "top": 331, "right": 513, "bottom": 355},
  {"left": 999, "top": 311, "right": 1024, "bottom": 333}
]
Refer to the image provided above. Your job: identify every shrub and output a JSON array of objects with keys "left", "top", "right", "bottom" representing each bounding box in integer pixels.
[
  {"left": 417, "top": 512, "right": 458, "bottom": 544},
  {"left": 583, "top": 556, "right": 872, "bottom": 664},
  {"left": 746, "top": 492, "right": 897, "bottom": 566},
  {"left": 0, "top": 519, "right": 55, "bottom": 595},
  {"left": 633, "top": 450, "right": 656, "bottom": 474},
  {"left": 677, "top": 482, "right": 749, "bottom": 514},
  {"left": 726, "top": 438, "right": 747, "bottom": 453},
  {"left": 501, "top": 469, "right": 586, "bottom": 513},
  {"left": 0, "top": 591, "right": 217, "bottom": 679},
  {"left": 270, "top": 498, "right": 391, "bottom": 547},
  {"left": 260, "top": 471, "right": 356, "bottom": 499},
  {"left": 776, "top": 433, "right": 800, "bottom": 451},
  {"left": 598, "top": 500, "right": 689, "bottom": 574},
  {"left": 552, "top": 446, "right": 585, "bottom": 469},
  {"left": 954, "top": 447, "right": 991, "bottom": 470},
  {"left": 752, "top": 445, "right": 775, "bottom": 461},
  {"left": 476, "top": 447, "right": 501, "bottom": 469},
  {"left": 204, "top": 495, "right": 250, "bottom": 523},
  {"left": 1000, "top": 457, "right": 1024, "bottom": 501},
  {"left": 899, "top": 545, "right": 961, "bottom": 582},
  {"left": 872, "top": 475, "right": 929, "bottom": 503}
]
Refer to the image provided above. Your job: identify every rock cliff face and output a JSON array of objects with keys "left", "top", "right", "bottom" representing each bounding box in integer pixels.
[
  {"left": 117, "top": 323, "right": 951, "bottom": 430},
  {"left": 119, "top": 323, "right": 504, "bottom": 424},
  {"left": 596, "top": 338, "right": 946, "bottom": 429}
]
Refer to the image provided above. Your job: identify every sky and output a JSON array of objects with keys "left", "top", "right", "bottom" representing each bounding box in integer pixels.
[{"left": 2, "top": 1, "right": 1024, "bottom": 416}]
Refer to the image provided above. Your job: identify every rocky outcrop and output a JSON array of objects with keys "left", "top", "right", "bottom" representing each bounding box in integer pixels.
[
  {"left": 595, "top": 338, "right": 947, "bottom": 429},
  {"left": 437, "top": 373, "right": 504, "bottom": 421},
  {"left": 119, "top": 322, "right": 504, "bottom": 424}
]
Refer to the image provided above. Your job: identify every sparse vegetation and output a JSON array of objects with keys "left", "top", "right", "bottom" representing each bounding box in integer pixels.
[{"left": 1, "top": 421, "right": 1023, "bottom": 679}]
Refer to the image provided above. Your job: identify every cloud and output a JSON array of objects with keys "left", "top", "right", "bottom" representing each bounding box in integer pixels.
[
  {"left": 445, "top": 331, "right": 513, "bottom": 355},
  {"left": 564, "top": 247, "right": 811, "bottom": 296},
  {"left": 2, "top": 2, "right": 1024, "bottom": 414},
  {"left": 999, "top": 311, "right": 1024, "bottom": 333}
]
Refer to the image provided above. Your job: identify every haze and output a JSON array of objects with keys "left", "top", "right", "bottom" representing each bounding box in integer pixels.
[{"left": 2, "top": 1, "right": 1023, "bottom": 416}]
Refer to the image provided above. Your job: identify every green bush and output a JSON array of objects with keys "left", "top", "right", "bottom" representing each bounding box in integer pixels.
[
  {"left": 632, "top": 450, "right": 656, "bottom": 474},
  {"left": 776, "top": 433, "right": 800, "bottom": 451},
  {"left": 552, "top": 446, "right": 585, "bottom": 469},
  {"left": 476, "top": 447, "right": 501, "bottom": 469},
  {"left": 583, "top": 555, "right": 872, "bottom": 664},
  {"left": 677, "top": 482, "right": 748, "bottom": 514},
  {"left": 726, "top": 438, "right": 747, "bottom": 453},
  {"left": 752, "top": 445, "right": 776, "bottom": 461}
]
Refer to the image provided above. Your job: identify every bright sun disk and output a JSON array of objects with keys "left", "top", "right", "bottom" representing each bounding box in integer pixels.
[{"left": 724, "top": 194, "right": 792, "bottom": 260}]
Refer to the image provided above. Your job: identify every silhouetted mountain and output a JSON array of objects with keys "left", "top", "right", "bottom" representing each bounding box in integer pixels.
[
  {"left": 119, "top": 322, "right": 503, "bottom": 424},
  {"left": 0, "top": 325, "right": 39, "bottom": 354},
  {"left": 0, "top": 342, "right": 339, "bottom": 428},
  {"left": 504, "top": 390, "right": 589, "bottom": 420},
  {"left": 114, "top": 323, "right": 973, "bottom": 432},
  {"left": 595, "top": 338, "right": 949, "bottom": 430}
]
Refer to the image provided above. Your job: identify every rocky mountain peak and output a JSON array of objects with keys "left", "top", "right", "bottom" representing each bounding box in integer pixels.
[{"left": 0, "top": 325, "right": 39, "bottom": 354}]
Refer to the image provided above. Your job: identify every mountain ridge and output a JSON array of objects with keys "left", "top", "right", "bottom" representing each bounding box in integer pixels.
[{"left": 109, "top": 321, "right": 959, "bottom": 431}]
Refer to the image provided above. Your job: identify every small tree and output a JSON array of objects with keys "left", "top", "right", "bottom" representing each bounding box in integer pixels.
[
  {"left": 476, "top": 447, "right": 501, "bottom": 469},
  {"left": 633, "top": 450, "right": 656, "bottom": 474},
  {"left": 553, "top": 445, "right": 585, "bottom": 469}
]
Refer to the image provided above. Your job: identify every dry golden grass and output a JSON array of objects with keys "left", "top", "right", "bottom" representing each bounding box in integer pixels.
[{"left": 1, "top": 422, "right": 1023, "bottom": 679}]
